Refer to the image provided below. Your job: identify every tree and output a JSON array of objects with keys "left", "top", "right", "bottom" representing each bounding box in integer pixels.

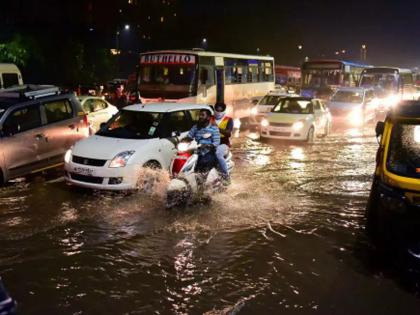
[{"left": 0, "top": 35, "right": 29, "bottom": 66}]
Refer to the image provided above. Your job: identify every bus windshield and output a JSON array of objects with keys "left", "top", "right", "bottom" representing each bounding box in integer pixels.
[
  {"left": 302, "top": 70, "right": 341, "bottom": 88},
  {"left": 360, "top": 73, "right": 398, "bottom": 94},
  {"left": 387, "top": 122, "right": 420, "bottom": 179},
  {"left": 139, "top": 64, "right": 197, "bottom": 99}
]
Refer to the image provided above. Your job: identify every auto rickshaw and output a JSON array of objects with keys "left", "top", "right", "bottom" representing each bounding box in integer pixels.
[{"left": 366, "top": 100, "right": 420, "bottom": 246}]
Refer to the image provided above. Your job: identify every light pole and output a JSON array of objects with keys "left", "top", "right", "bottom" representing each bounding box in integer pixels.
[
  {"left": 201, "top": 38, "right": 207, "bottom": 50},
  {"left": 360, "top": 44, "right": 367, "bottom": 61},
  {"left": 115, "top": 24, "right": 130, "bottom": 76}
]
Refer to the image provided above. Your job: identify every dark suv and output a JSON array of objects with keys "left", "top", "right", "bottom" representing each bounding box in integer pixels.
[{"left": 0, "top": 85, "right": 89, "bottom": 185}]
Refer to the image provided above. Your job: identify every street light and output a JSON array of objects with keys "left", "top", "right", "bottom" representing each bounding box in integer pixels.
[
  {"left": 124, "top": 24, "right": 130, "bottom": 31},
  {"left": 298, "top": 45, "right": 303, "bottom": 50},
  {"left": 201, "top": 38, "right": 208, "bottom": 50}
]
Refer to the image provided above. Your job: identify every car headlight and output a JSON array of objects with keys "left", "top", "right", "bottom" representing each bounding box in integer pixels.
[
  {"left": 109, "top": 150, "right": 135, "bottom": 168},
  {"left": 347, "top": 108, "right": 363, "bottom": 126},
  {"left": 251, "top": 107, "right": 258, "bottom": 116},
  {"left": 292, "top": 121, "right": 305, "bottom": 131},
  {"left": 383, "top": 95, "right": 400, "bottom": 108},
  {"left": 64, "top": 148, "right": 72, "bottom": 164},
  {"left": 261, "top": 118, "right": 269, "bottom": 128}
]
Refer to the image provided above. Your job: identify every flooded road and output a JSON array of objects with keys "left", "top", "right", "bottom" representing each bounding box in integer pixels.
[{"left": 1, "top": 128, "right": 420, "bottom": 314}]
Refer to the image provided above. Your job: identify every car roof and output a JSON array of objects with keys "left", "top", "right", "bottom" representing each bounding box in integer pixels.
[
  {"left": 335, "top": 87, "right": 369, "bottom": 92},
  {"left": 390, "top": 101, "right": 420, "bottom": 119},
  {"left": 123, "top": 103, "right": 213, "bottom": 113}
]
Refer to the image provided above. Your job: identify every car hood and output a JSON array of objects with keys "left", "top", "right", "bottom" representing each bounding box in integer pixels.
[
  {"left": 328, "top": 101, "right": 362, "bottom": 110},
  {"left": 72, "top": 135, "right": 157, "bottom": 160},
  {"left": 267, "top": 113, "right": 312, "bottom": 123}
]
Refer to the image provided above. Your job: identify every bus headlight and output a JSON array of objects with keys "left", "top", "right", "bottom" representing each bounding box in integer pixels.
[
  {"left": 292, "top": 121, "right": 305, "bottom": 131},
  {"left": 251, "top": 107, "right": 258, "bottom": 116},
  {"left": 261, "top": 119, "right": 269, "bottom": 128}
]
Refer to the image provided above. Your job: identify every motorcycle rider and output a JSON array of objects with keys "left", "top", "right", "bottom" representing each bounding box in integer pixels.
[
  {"left": 186, "top": 108, "right": 220, "bottom": 172},
  {"left": 214, "top": 102, "right": 234, "bottom": 184}
]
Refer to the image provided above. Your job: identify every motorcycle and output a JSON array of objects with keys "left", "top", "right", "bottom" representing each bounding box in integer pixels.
[{"left": 166, "top": 136, "right": 234, "bottom": 208}]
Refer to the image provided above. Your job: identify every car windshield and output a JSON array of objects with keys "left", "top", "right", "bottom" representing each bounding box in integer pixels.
[
  {"left": 331, "top": 91, "right": 363, "bottom": 103},
  {"left": 96, "top": 110, "right": 163, "bottom": 139},
  {"left": 387, "top": 122, "right": 420, "bottom": 179},
  {"left": 259, "top": 95, "right": 284, "bottom": 106},
  {"left": 272, "top": 99, "right": 313, "bottom": 114}
]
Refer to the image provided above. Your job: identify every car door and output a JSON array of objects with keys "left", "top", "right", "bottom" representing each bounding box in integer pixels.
[
  {"left": 1, "top": 104, "right": 50, "bottom": 178},
  {"left": 40, "top": 98, "right": 83, "bottom": 164},
  {"left": 158, "top": 110, "right": 191, "bottom": 169}
]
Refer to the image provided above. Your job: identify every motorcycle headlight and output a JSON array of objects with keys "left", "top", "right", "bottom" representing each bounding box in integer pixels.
[
  {"left": 177, "top": 142, "right": 189, "bottom": 152},
  {"left": 109, "top": 150, "right": 135, "bottom": 168},
  {"left": 64, "top": 148, "right": 72, "bottom": 164},
  {"left": 261, "top": 118, "right": 269, "bottom": 128},
  {"left": 251, "top": 107, "right": 258, "bottom": 116},
  {"left": 292, "top": 121, "right": 305, "bottom": 131}
]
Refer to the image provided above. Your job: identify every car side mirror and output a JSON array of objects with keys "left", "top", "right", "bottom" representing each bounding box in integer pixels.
[
  {"left": 375, "top": 121, "right": 385, "bottom": 137},
  {"left": 99, "top": 122, "right": 107, "bottom": 130}
]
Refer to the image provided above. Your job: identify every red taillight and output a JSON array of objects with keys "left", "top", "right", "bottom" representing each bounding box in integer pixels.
[
  {"left": 83, "top": 114, "right": 89, "bottom": 127},
  {"left": 171, "top": 152, "right": 191, "bottom": 176}
]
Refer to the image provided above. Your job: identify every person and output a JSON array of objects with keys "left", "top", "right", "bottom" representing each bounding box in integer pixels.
[
  {"left": 214, "top": 102, "right": 234, "bottom": 184},
  {"left": 186, "top": 109, "right": 220, "bottom": 173}
]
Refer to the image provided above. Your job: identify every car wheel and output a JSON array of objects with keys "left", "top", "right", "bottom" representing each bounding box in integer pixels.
[
  {"left": 306, "top": 127, "right": 315, "bottom": 143},
  {"left": 139, "top": 161, "right": 162, "bottom": 193},
  {"left": 321, "top": 122, "right": 330, "bottom": 138}
]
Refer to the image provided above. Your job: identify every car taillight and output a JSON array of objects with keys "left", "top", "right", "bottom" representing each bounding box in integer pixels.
[{"left": 83, "top": 114, "right": 89, "bottom": 127}]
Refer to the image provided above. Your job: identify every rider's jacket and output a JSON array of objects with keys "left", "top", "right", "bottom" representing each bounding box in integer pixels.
[{"left": 187, "top": 123, "right": 220, "bottom": 155}]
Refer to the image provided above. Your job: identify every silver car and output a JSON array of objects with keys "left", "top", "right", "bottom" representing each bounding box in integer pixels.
[{"left": 0, "top": 85, "right": 90, "bottom": 185}]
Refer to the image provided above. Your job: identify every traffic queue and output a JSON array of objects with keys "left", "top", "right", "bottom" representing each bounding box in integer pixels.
[{"left": 1, "top": 50, "right": 420, "bottom": 250}]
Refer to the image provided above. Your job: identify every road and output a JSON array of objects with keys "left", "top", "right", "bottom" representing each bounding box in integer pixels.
[{"left": 1, "top": 127, "right": 420, "bottom": 314}]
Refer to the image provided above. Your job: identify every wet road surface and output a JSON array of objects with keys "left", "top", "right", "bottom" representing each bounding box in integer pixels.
[{"left": 1, "top": 128, "right": 420, "bottom": 314}]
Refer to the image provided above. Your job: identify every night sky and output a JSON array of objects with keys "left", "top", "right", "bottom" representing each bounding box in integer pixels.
[{"left": 1, "top": 0, "right": 420, "bottom": 74}]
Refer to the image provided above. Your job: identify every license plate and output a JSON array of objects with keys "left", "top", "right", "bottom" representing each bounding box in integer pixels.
[
  {"left": 270, "top": 126, "right": 290, "bottom": 132},
  {"left": 73, "top": 167, "right": 94, "bottom": 176}
]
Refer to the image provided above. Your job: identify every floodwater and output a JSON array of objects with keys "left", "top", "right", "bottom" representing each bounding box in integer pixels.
[{"left": 1, "top": 128, "right": 420, "bottom": 314}]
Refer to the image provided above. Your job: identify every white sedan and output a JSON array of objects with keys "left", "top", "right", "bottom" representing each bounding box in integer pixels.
[
  {"left": 64, "top": 103, "right": 212, "bottom": 190},
  {"left": 78, "top": 96, "right": 118, "bottom": 133},
  {"left": 260, "top": 97, "right": 332, "bottom": 142}
]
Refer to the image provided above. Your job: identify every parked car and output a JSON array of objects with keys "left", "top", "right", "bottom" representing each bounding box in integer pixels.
[
  {"left": 327, "top": 87, "right": 378, "bottom": 127},
  {"left": 78, "top": 96, "right": 118, "bottom": 133},
  {"left": 64, "top": 103, "right": 213, "bottom": 190},
  {"left": 0, "top": 85, "right": 89, "bottom": 185},
  {"left": 366, "top": 101, "right": 420, "bottom": 245},
  {"left": 250, "top": 90, "right": 289, "bottom": 127},
  {"left": 260, "top": 96, "right": 332, "bottom": 142}
]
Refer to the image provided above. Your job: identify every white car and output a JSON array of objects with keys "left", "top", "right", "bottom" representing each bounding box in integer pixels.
[
  {"left": 327, "top": 87, "right": 377, "bottom": 127},
  {"left": 250, "top": 90, "right": 289, "bottom": 126},
  {"left": 64, "top": 103, "right": 212, "bottom": 190},
  {"left": 260, "top": 97, "right": 332, "bottom": 142},
  {"left": 78, "top": 96, "right": 118, "bottom": 133}
]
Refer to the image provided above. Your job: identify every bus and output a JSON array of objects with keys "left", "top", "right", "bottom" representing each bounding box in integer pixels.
[
  {"left": 275, "top": 65, "right": 301, "bottom": 89},
  {"left": 137, "top": 50, "right": 275, "bottom": 125},
  {"left": 359, "top": 67, "right": 416, "bottom": 106},
  {"left": 300, "top": 60, "right": 369, "bottom": 99}
]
